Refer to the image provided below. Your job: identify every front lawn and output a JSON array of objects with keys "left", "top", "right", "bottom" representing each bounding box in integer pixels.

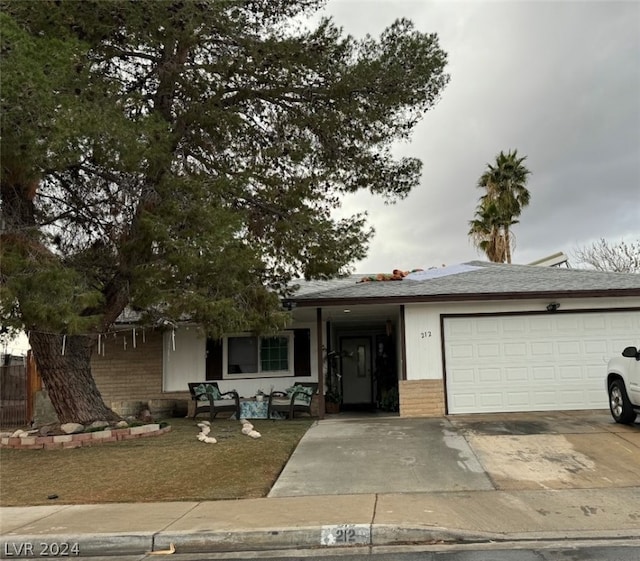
[{"left": 0, "top": 417, "right": 313, "bottom": 506}]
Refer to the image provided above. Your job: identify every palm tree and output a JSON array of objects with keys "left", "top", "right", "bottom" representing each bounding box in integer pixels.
[
  {"left": 470, "top": 150, "right": 531, "bottom": 263},
  {"left": 468, "top": 201, "right": 508, "bottom": 263}
]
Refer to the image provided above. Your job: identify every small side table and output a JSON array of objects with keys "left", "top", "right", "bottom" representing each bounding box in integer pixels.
[{"left": 235, "top": 398, "right": 283, "bottom": 420}]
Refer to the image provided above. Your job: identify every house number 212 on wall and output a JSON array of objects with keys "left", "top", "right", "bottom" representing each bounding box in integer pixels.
[{"left": 421, "top": 331, "right": 432, "bottom": 338}]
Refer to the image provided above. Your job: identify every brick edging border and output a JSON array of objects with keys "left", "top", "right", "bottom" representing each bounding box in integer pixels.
[{"left": 0, "top": 424, "right": 172, "bottom": 450}]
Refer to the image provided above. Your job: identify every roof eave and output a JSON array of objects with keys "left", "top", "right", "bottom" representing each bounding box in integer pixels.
[{"left": 291, "top": 288, "right": 640, "bottom": 308}]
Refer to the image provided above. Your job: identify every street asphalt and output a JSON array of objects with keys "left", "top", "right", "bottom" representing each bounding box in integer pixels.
[{"left": 1, "top": 410, "right": 639, "bottom": 558}]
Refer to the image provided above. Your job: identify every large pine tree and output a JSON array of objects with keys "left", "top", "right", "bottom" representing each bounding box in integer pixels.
[{"left": 1, "top": 1, "right": 449, "bottom": 423}]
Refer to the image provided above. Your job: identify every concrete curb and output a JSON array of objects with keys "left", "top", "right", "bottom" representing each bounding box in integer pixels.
[
  {"left": 372, "top": 524, "right": 497, "bottom": 546},
  {"left": 5, "top": 526, "right": 639, "bottom": 558},
  {"left": 371, "top": 525, "right": 640, "bottom": 546},
  {"left": 154, "top": 527, "right": 321, "bottom": 553},
  {"left": 152, "top": 525, "right": 499, "bottom": 554},
  {"left": 0, "top": 527, "right": 485, "bottom": 559}
]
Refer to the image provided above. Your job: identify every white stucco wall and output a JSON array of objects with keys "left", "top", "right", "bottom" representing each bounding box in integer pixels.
[
  {"left": 404, "top": 297, "right": 640, "bottom": 382},
  {"left": 162, "top": 327, "right": 206, "bottom": 392},
  {"left": 162, "top": 322, "right": 320, "bottom": 397}
]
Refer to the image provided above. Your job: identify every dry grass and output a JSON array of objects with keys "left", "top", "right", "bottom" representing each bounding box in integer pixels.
[{"left": 0, "top": 417, "right": 313, "bottom": 506}]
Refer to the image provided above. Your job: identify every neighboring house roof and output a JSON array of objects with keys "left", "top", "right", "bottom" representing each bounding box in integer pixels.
[
  {"left": 527, "top": 252, "right": 570, "bottom": 267},
  {"left": 289, "top": 261, "right": 640, "bottom": 306}
]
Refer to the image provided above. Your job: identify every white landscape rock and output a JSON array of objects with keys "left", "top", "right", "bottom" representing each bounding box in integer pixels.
[
  {"left": 240, "top": 420, "right": 261, "bottom": 439},
  {"left": 199, "top": 425, "right": 211, "bottom": 436},
  {"left": 196, "top": 422, "right": 216, "bottom": 444}
]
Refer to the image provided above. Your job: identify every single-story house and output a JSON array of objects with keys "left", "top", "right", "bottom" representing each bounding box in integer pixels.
[{"left": 91, "top": 261, "right": 640, "bottom": 417}]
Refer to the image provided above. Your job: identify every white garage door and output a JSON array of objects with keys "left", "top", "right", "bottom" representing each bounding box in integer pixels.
[{"left": 444, "top": 310, "right": 640, "bottom": 414}]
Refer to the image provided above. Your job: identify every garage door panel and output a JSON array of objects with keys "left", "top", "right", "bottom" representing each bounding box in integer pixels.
[
  {"left": 450, "top": 344, "right": 473, "bottom": 359},
  {"left": 529, "top": 317, "right": 553, "bottom": 331},
  {"left": 503, "top": 317, "right": 527, "bottom": 332},
  {"left": 506, "top": 367, "right": 528, "bottom": 381},
  {"left": 559, "top": 392, "right": 587, "bottom": 407},
  {"left": 587, "top": 388, "right": 605, "bottom": 403},
  {"left": 558, "top": 365, "right": 582, "bottom": 380},
  {"left": 557, "top": 341, "right": 581, "bottom": 356},
  {"left": 531, "top": 390, "right": 557, "bottom": 407},
  {"left": 450, "top": 393, "right": 476, "bottom": 410},
  {"left": 480, "top": 393, "right": 503, "bottom": 407},
  {"left": 476, "top": 318, "right": 500, "bottom": 334},
  {"left": 448, "top": 321, "right": 473, "bottom": 336},
  {"left": 582, "top": 316, "right": 606, "bottom": 330},
  {"left": 611, "top": 315, "right": 635, "bottom": 329},
  {"left": 445, "top": 310, "right": 640, "bottom": 414},
  {"left": 531, "top": 342, "right": 554, "bottom": 356},
  {"left": 450, "top": 368, "right": 474, "bottom": 384},
  {"left": 477, "top": 343, "right": 500, "bottom": 358},
  {"left": 504, "top": 342, "right": 527, "bottom": 356},
  {"left": 478, "top": 368, "right": 501, "bottom": 382},
  {"left": 506, "top": 392, "right": 529, "bottom": 406},
  {"left": 532, "top": 366, "right": 555, "bottom": 380},
  {"left": 584, "top": 341, "right": 608, "bottom": 356},
  {"left": 556, "top": 316, "right": 580, "bottom": 331}
]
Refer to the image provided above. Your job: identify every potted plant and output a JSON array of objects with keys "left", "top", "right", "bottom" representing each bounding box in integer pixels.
[
  {"left": 324, "top": 387, "right": 341, "bottom": 414},
  {"left": 379, "top": 387, "right": 399, "bottom": 412}
]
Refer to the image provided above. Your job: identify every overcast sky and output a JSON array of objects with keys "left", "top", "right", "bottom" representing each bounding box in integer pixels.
[{"left": 319, "top": 0, "right": 640, "bottom": 273}]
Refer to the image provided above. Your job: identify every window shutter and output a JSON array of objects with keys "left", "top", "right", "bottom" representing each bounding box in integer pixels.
[
  {"left": 293, "top": 329, "right": 311, "bottom": 377},
  {"left": 206, "top": 338, "right": 223, "bottom": 380}
]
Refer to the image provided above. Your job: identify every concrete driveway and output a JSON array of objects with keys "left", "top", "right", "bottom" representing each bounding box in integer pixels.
[
  {"left": 450, "top": 409, "right": 640, "bottom": 491},
  {"left": 268, "top": 410, "right": 640, "bottom": 497}
]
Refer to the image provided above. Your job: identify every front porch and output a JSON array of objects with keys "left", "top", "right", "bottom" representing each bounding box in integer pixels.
[{"left": 292, "top": 303, "right": 405, "bottom": 417}]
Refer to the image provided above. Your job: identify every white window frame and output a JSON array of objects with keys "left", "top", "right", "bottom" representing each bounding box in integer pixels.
[{"left": 222, "top": 332, "right": 295, "bottom": 379}]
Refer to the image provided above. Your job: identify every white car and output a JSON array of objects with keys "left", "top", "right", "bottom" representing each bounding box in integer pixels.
[{"left": 606, "top": 345, "right": 640, "bottom": 424}]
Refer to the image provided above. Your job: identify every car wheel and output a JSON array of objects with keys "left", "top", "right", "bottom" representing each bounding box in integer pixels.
[{"left": 608, "top": 380, "right": 637, "bottom": 424}]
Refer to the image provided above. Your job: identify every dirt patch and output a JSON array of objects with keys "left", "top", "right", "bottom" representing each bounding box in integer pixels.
[{"left": 469, "top": 434, "right": 595, "bottom": 488}]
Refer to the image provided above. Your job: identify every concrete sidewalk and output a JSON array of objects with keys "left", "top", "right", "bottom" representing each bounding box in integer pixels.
[{"left": 2, "top": 488, "right": 640, "bottom": 557}]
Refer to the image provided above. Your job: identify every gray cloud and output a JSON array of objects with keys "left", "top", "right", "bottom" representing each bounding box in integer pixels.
[{"left": 324, "top": 0, "right": 640, "bottom": 271}]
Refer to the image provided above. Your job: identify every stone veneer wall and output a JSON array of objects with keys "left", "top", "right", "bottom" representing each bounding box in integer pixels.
[
  {"left": 1, "top": 424, "right": 171, "bottom": 450},
  {"left": 399, "top": 379, "right": 445, "bottom": 417}
]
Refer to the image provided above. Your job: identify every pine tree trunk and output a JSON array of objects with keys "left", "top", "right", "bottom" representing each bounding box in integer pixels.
[{"left": 29, "top": 332, "right": 120, "bottom": 424}]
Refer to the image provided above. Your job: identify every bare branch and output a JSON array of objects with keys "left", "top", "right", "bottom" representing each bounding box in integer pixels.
[{"left": 572, "top": 238, "right": 640, "bottom": 273}]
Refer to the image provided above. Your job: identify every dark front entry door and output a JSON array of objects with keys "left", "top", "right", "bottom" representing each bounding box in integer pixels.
[{"left": 340, "top": 337, "right": 373, "bottom": 406}]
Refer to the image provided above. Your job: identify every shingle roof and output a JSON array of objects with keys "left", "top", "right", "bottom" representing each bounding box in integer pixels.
[{"left": 289, "top": 261, "right": 640, "bottom": 304}]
